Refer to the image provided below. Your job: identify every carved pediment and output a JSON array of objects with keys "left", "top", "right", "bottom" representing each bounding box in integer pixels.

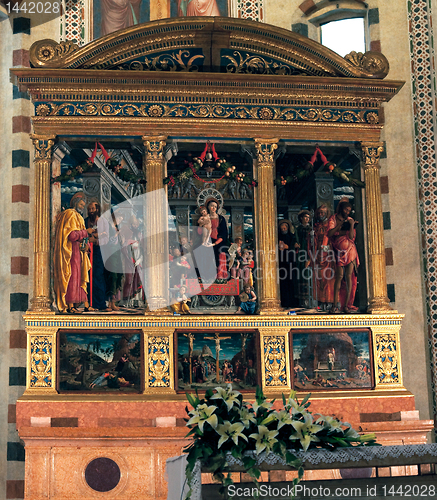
[{"left": 29, "top": 17, "right": 389, "bottom": 79}]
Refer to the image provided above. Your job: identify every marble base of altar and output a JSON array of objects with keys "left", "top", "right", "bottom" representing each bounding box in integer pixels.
[{"left": 19, "top": 426, "right": 189, "bottom": 500}]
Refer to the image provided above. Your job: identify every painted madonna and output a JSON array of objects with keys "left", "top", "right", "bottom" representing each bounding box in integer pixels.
[{"left": 166, "top": 143, "right": 257, "bottom": 315}]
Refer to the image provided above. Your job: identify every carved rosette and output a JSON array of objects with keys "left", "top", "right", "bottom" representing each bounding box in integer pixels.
[
  {"left": 344, "top": 51, "right": 389, "bottom": 79},
  {"left": 361, "top": 142, "right": 393, "bottom": 313},
  {"left": 373, "top": 331, "right": 402, "bottom": 387},
  {"left": 261, "top": 331, "right": 290, "bottom": 391},
  {"left": 144, "top": 331, "right": 175, "bottom": 393},
  {"left": 30, "top": 135, "right": 56, "bottom": 313},
  {"left": 27, "top": 332, "right": 57, "bottom": 393},
  {"left": 30, "top": 39, "right": 79, "bottom": 68}
]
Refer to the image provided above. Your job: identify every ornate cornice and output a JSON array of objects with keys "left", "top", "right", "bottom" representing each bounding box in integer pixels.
[
  {"left": 24, "top": 313, "right": 405, "bottom": 329},
  {"left": 27, "top": 18, "right": 389, "bottom": 79}
]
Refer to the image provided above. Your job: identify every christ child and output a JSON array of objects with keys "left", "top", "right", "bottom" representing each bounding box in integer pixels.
[{"left": 197, "top": 206, "right": 212, "bottom": 246}]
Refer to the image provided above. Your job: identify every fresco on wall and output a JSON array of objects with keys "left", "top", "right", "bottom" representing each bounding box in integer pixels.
[
  {"left": 93, "top": 0, "right": 150, "bottom": 39},
  {"left": 291, "top": 330, "right": 373, "bottom": 390},
  {"left": 93, "top": 0, "right": 228, "bottom": 39},
  {"left": 171, "top": 0, "right": 228, "bottom": 17}
]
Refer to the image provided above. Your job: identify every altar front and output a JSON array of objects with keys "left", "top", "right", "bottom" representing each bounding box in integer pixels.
[{"left": 11, "top": 17, "right": 432, "bottom": 499}]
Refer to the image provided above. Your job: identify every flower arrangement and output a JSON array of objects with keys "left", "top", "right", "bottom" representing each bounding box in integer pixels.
[{"left": 184, "top": 385, "right": 378, "bottom": 499}]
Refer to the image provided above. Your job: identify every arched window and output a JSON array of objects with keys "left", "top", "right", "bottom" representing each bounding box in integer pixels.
[
  {"left": 301, "top": 0, "right": 370, "bottom": 57},
  {"left": 321, "top": 17, "right": 366, "bottom": 57}
]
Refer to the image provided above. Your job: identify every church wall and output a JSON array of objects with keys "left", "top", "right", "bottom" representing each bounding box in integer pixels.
[
  {"left": 379, "top": 0, "right": 433, "bottom": 422},
  {"left": 0, "top": 19, "right": 15, "bottom": 500},
  {"left": 0, "top": 13, "right": 60, "bottom": 500}
]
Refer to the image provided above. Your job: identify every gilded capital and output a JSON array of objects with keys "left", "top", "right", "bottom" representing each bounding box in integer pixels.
[
  {"left": 254, "top": 139, "right": 279, "bottom": 164},
  {"left": 31, "top": 134, "right": 56, "bottom": 161},
  {"left": 142, "top": 135, "right": 167, "bottom": 160},
  {"left": 361, "top": 142, "right": 384, "bottom": 170}
]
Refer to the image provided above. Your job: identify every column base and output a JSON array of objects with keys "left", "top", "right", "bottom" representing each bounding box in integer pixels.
[
  {"left": 258, "top": 299, "right": 284, "bottom": 315},
  {"left": 144, "top": 307, "right": 173, "bottom": 316},
  {"left": 29, "top": 297, "right": 54, "bottom": 313},
  {"left": 367, "top": 296, "right": 397, "bottom": 314},
  {"left": 23, "top": 387, "right": 58, "bottom": 395}
]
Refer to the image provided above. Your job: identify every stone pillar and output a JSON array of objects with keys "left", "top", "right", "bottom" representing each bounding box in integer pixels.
[
  {"left": 314, "top": 172, "right": 334, "bottom": 213},
  {"left": 82, "top": 169, "right": 112, "bottom": 215},
  {"left": 254, "top": 139, "right": 282, "bottom": 314},
  {"left": 29, "top": 135, "right": 56, "bottom": 313},
  {"left": 142, "top": 136, "right": 170, "bottom": 313},
  {"left": 361, "top": 142, "right": 394, "bottom": 313},
  {"left": 231, "top": 207, "right": 244, "bottom": 242}
]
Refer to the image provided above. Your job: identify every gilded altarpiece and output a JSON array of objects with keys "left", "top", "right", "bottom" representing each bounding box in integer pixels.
[{"left": 10, "top": 17, "right": 427, "bottom": 500}]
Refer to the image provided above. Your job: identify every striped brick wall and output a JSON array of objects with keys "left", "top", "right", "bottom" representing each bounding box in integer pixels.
[
  {"left": 3, "top": 15, "right": 33, "bottom": 500},
  {"left": 1, "top": 9, "right": 60, "bottom": 497},
  {"left": 378, "top": 148, "right": 396, "bottom": 306}
]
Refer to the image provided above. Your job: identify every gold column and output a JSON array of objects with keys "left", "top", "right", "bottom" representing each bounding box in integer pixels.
[
  {"left": 149, "top": 0, "right": 170, "bottom": 20},
  {"left": 254, "top": 139, "right": 282, "bottom": 313},
  {"left": 142, "top": 136, "right": 171, "bottom": 313},
  {"left": 361, "top": 142, "right": 394, "bottom": 313},
  {"left": 29, "top": 135, "right": 56, "bottom": 313}
]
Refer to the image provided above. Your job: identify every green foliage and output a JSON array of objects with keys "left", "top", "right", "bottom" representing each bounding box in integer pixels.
[
  {"left": 183, "top": 385, "right": 378, "bottom": 499},
  {"left": 163, "top": 158, "right": 258, "bottom": 188}
]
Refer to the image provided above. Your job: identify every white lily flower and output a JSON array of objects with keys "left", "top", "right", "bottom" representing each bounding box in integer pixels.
[
  {"left": 287, "top": 397, "right": 308, "bottom": 416},
  {"left": 315, "top": 415, "right": 343, "bottom": 432},
  {"left": 251, "top": 400, "right": 273, "bottom": 414},
  {"left": 249, "top": 425, "right": 279, "bottom": 455},
  {"left": 289, "top": 414, "right": 324, "bottom": 452},
  {"left": 344, "top": 426, "right": 360, "bottom": 440},
  {"left": 276, "top": 410, "right": 293, "bottom": 429},
  {"left": 216, "top": 421, "right": 248, "bottom": 448},
  {"left": 239, "top": 407, "right": 257, "bottom": 428},
  {"left": 187, "top": 403, "right": 218, "bottom": 432},
  {"left": 210, "top": 385, "right": 241, "bottom": 411}
]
